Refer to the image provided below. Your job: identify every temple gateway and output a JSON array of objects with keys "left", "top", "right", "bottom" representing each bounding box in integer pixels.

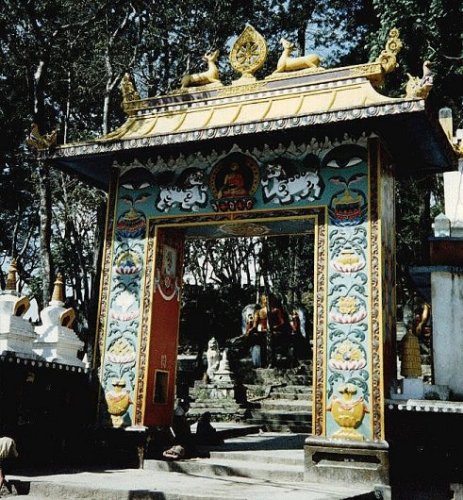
[{"left": 34, "top": 25, "right": 456, "bottom": 488}]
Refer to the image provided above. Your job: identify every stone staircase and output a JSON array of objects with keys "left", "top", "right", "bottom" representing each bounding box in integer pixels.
[
  {"left": 243, "top": 365, "right": 313, "bottom": 433},
  {"left": 142, "top": 431, "right": 376, "bottom": 499},
  {"left": 186, "top": 360, "right": 313, "bottom": 432},
  {"left": 245, "top": 385, "right": 312, "bottom": 432},
  {"left": 145, "top": 432, "right": 307, "bottom": 483}
]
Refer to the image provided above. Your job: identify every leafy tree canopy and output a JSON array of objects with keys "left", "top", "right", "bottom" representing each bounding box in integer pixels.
[{"left": 1, "top": 0, "right": 461, "bottom": 341}]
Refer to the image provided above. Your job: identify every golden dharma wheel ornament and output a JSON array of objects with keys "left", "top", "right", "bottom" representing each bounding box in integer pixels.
[{"left": 230, "top": 24, "right": 268, "bottom": 83}]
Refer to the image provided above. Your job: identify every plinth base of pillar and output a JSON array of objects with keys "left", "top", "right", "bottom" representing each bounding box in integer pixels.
[{"left": 304, "top": 436, "right": 390, "bottom": 487}]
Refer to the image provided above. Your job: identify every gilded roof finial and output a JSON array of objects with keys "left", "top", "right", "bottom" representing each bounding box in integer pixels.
[
  {"left": 179, "top": 50, "right": 223, "bottom": 91},
  {"left": 121, "top": 73, "right": 141, "bottom": 116},
  {"left": 5, "top": 259, "right": 18, "bottom": 292},
  {"left": 375, "top": 28, "right": 403, "bottom": 74},
  {"left": 25, "top": 123, "right": 58, "bottom": 150},
  {"left": 51, "top": 273, "right": 65, "bottom": 303},
  {"left": 405, "top": 60, "right": 434, "bottom": 99},
  {"left": 230, "top": 25, "right": 268, "bottom": 84},
  {"left": 272, "top": 38, "right": 322, "bottom": 75}
]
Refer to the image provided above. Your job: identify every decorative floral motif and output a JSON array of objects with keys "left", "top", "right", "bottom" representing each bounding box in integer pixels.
[
  {"left": 114, "top": 250, "right": 142, "bottom": 275},
  {"left": 330, "top": 295, "right": 367, "bottom": 324},
  {"left": 110, "top": 290, "right": 139, "bottom": 321},
  {"left": 332, "top": 247, "right": 365, "bottom": 273},
  {"left": 107, "top": 337, "right": 137, "bottom": 364},
  {"left": 329, "top": 340, "right": 367, "bottom": 371}
]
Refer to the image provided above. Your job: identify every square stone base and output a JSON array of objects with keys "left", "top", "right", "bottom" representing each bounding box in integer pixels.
[{"left": 304, "top": 436, "right": 389, "bottom": 487}]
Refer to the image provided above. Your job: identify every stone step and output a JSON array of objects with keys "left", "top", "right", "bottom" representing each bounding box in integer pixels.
[
  {"left": 208, "top": 449, "right": 304, "bottom": 466},
  {"left": 187, "top": 409, "right": 247, "bottom": 421},
  {"left": 250, "top": 409, "right": 311, "bottom": 420},
  {"left": 188, "top": 401, "right": 247, "bottom": 409},
  {"left": 268, "top": 390, "right": 312, "bottom": 399},
  {"left": 273, "top": 384, "right": 312, "bottom": 392},
  {"left": 246, "top": 420, "right": 311, "bottom": 433},
  {"left": 259, "top": 399, "right": 311, "bottom": 411},
  {"left": 245, "top": 385, "right": 312, "bottom": 399},
  {"left": 268, "top": 393, "right": 311, "bottom": 401},
  {"left": 144, "top": 456, "right": 304, "bottom": 483}
]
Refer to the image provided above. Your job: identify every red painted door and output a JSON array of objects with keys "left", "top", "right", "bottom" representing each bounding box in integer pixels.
[{"left": 143, "top": 227, "right": 184, "bottom": 427}]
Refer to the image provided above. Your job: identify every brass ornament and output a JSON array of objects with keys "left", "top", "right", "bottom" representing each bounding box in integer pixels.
[
  {"left": 179, "top": 49, "right": 223, "bottom": 90},
  {"left": 230, "top": 25, "right": 268, "bottom": 83},
  {"left": 400, "top": 303, "right": 430, "bottom": 378},
  {"left": 51, "top": 273, "right": 65, "bottom": 303},
  {"left": 121, "top": 73, "right": 140, "bottom": 103},
  {"left": 404, "top": 60, "right": 434, "bottom": 99},
  {"left": 272, "top": 38, "right": 322, "bottom": 75},
  {"left": 121, "top": 73, "right": 147, "bottom": 116},
  {"left": 25, "top": 123, "right": 58, "bottom": 150},
  {"left": 5, "top": 259, "right": 18, "bottom": 292},
  {"left": 454, "top": 143, "right": 463, "bottom": 158},
  {"left": 375, "top": 27, "right": 403, "bottom": 74}
]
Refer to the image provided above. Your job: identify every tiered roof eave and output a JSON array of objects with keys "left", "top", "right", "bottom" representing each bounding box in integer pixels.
[{"left": 45, "top": 68, "right": 430, "bottom": 162}]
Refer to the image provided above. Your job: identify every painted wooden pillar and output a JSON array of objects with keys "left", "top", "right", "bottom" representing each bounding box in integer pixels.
[
  {"left": 95, "top": 171, "right": 185, "bottom": 429},
  {"left": 306, "top": 138, "right": 395, "bottom": 486}
]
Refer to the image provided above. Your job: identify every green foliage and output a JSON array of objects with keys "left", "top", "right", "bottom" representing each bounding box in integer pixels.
[
  {"left": 180, "top": 235, "right": 314, "bottom": 350},
  {"left": 367, "top": 0, "right": 463, "bottom": 119},
  {"left": 365, "top": 1, "right": 462, "bottom": 303},
  {"left": 1, "top": 0, "right": 461, "bottom": 337}
]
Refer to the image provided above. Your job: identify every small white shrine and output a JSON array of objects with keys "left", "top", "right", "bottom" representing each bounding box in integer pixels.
[
  {"left": 33, "top": 273, "right": 84, "bottom": 367},
  {"left": 0, "top": 260, "right": 36, "bottom": 355}
]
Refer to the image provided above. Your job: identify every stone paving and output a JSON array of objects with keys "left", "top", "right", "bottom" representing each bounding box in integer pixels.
[{"left": 5, "top": 428, "right": 376, "bottom": 499}]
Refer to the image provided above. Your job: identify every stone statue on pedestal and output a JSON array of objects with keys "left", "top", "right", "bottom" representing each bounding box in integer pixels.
[{"left": 206, "top": 337, "right": 220, "bottom": 382}]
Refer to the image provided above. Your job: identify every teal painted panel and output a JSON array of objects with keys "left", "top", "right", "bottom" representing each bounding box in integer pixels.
[{"left": 100, "top": 138, "right": 373, "bottom": 438}]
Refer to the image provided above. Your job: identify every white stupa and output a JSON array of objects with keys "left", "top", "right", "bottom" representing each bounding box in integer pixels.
[
  {"left": 0, "top": 259, "right": 36, "bottom": 355},
  {"left": 33, "top": 273, "right": 84, "bottom": 367}
]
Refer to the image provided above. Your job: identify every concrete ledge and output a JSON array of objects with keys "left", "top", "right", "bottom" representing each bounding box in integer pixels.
[{"left": 304, "top": 436, "right": 389, "bottom": 486}]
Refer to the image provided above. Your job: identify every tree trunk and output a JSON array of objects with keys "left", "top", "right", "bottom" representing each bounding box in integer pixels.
[
  {"left": 33, "top": 56, "right": 54, "bottom": 307},
  {"left": 37, "top": 160, "right": 53, "bottom": 307}
]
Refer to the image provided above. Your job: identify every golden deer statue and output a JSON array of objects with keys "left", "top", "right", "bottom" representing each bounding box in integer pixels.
[
  {"left": 273, "top": 38, "right": 321, "bottom": 74},
  {"left": 180, "top": 49, "right": 222, "bottom": 89}
]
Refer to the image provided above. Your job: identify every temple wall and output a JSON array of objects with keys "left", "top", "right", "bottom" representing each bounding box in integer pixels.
[
  {"left": 95, "top": 133, "right": 392, "bottom": 443},
  {"left": 432, "top": 271, "right": 463, "bottom": 399}
]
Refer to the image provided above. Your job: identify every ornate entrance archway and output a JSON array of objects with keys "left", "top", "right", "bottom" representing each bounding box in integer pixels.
[
  {"left": 94, "top": 136, "right": 392, "bottom": 450},
  {"left": 140, "top": 208, "right": 322, "bottom": 427},
  {"left": 41, "top": 25, "right": 455, "bottom": 487}
]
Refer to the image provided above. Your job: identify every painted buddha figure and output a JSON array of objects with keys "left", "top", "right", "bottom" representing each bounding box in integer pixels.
[{"left": 218, "top": 162, "right": 248, "bottom": 198}]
